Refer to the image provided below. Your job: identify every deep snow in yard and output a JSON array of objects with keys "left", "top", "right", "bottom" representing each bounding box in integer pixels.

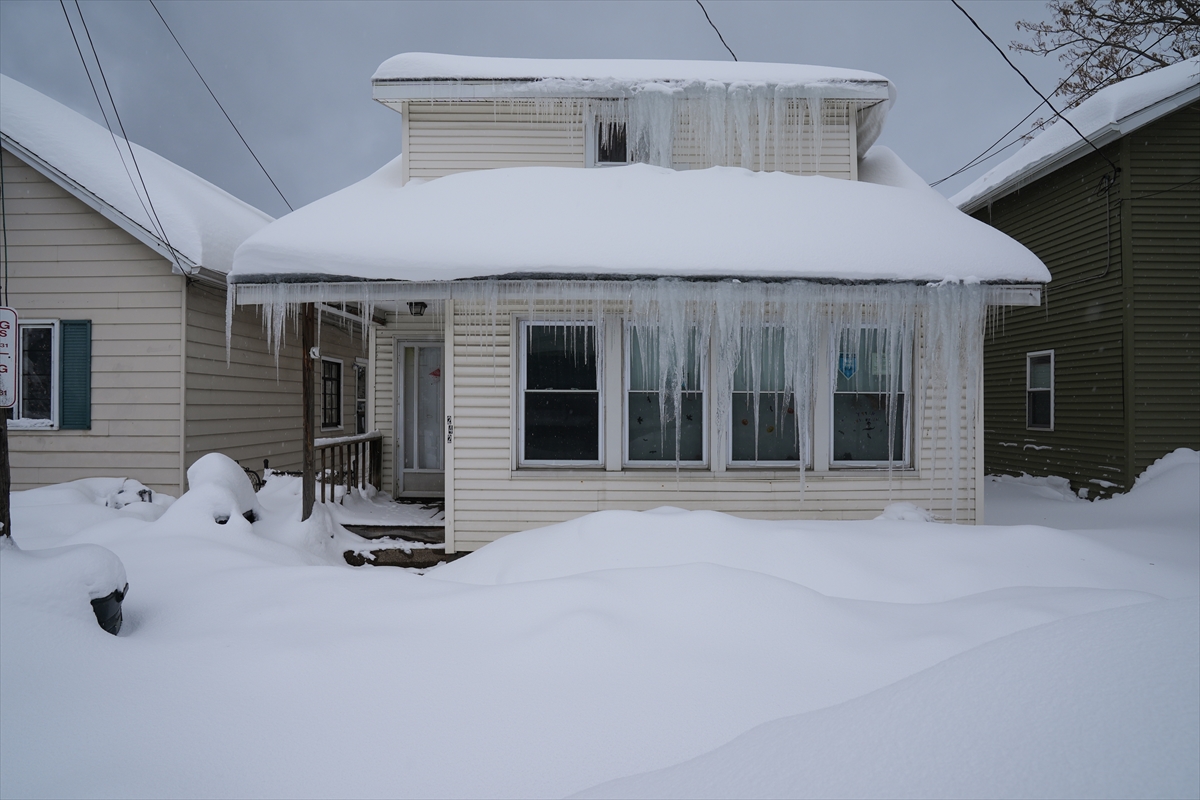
[{"left": 1, "top": 452, "right": 1197, "bottom": 799}]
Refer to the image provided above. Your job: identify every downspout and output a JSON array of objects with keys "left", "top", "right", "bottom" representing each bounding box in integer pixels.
[{"left": 179, "top": 276, "right": 188, "bottom": 494}]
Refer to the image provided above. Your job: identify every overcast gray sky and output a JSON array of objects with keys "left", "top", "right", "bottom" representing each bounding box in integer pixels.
[{"left": 1, "top": 0, "right": 1067, "bottom": 218}]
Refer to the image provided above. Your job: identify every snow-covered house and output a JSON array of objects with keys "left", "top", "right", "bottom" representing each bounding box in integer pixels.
[
  {"left": 0, "top": 75, "right": 367, "bottom": 495},
  {"left": 953, "top": 58, "right": 1199, "bottom": 497},
  {"left": 230, "top": 54, "right": 1049, "bottom": 550}
]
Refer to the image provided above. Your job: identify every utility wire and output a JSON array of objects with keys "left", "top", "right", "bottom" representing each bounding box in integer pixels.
[
  {"left": 696, "top": 0, "right": 737, "bottom": 61},
  {"left": 149, "top": 0, "right": 292, "bottom": 211},
  {"left": 951, "top": 0, "right": 1119, "bottom": 175},
  {"left": 931, "top": 19, "right": 1182, "bottom": 188},
  {"left": 63, "top": 0, "right": 183, "bottom": 272}
]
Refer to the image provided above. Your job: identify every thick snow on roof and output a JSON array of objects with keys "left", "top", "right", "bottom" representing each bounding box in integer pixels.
[
  {"left": 952, "top": 57, "right": 1200, "bottom": 211},
  {"left": 0, "top": 75, "right": 271, "bottom": 274},
  {"left": 374, "top": 52, "right": 888, "bottom": 88},
  {"left": 232, "top": 155, "right": 1048, "bottom": 285}
]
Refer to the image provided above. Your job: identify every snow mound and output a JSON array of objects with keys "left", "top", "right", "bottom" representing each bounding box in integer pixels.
[
  {"left": 1134, "top": 447, "right": 1199, "bottom": 489},
  {"left": 0, "top": 537, "right": 126, "bottom": 626},
  {"left": 858, "top": 145, "right": 942, "bottom": 197},
  {"left": 875, "top": 502, "right": 936, "bottom": 522},
  {"left": 576, "top": 597, "right": 1199, "bottom": 799},
  {"left": 233, "top": 163, "right": 1048, "bottom": 284},
  {"left": 184, "top": 453, "right": 261, "bottom": 523},
  {"left": 0, "top": 74, "right": 271, "bottom": 273}
]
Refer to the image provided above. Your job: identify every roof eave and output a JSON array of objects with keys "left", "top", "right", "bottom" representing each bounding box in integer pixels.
[
  {"left": 1, "top": 133, "right": 200, "bottom": 276},
  {"left": 958, "top": 83, "right": 1200, "bottom": 215},
  {"left": 371, "top": 78, "right": 892, "bottom": 105}
]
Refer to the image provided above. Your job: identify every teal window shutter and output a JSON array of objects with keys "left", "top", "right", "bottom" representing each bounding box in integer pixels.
[{"left": 59, "top": 320, "right": 91, "bottom": 430}]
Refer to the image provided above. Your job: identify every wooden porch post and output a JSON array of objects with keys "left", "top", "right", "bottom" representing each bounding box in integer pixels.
[{"left": 302, "top": 303, "right": 316, "bottom": 521}]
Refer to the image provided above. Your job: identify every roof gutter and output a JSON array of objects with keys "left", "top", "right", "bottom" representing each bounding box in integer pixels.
[
  {"left": 958, "top": 84, "right": 1199, "bottom": 215},
  {"left": 0, "top": 132, "right": 200, "bottom": 276}
]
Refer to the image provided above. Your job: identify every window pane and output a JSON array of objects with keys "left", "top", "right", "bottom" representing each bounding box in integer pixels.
[
  {"left": 526, "top": 326, "right": 597, "bottom": 390},
  {"left": 322, "top": 361, "right": 341, "bottom": 427},
  {"left": 598, "top": 122, "right": 627, "bottom": 163},
  {"left": 20, "top": 327, "right": 52, "bottom": 420},
  {"left": 525, "top": 393, "right": 600, "bottom": 461},
  {"left": 629, "top": 327, "right": 701, "bottom": 391},
  {"left": 1028, "top": 390, "right": 1052, "bottom": 428},
  {"left": 832, "top": 393, "right": 904, "bottom": 462},
  {"left": 1029, "top": 355, "right": 1052, "bottom": 390},
  {"left": 731, "top": 392, "right": 799, "bottom": 462},
  {"left": 836, "top": 329, "right": 901, "bottom": 394},
  {"left": 628, "top": 391, "right": 703, "bottom": 461},
  {"left": 733, "top": 329, "right": 786, "bottom": 392}
]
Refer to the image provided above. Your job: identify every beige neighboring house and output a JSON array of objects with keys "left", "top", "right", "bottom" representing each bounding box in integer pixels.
[
  {"left": 231, "top": 54, "right": 1050, "bottom": 551},
  {"left": 0, "top": 75, "right": 366, "bottom": 495}
]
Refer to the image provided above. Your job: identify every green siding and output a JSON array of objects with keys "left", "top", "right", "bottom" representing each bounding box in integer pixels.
[
  {"left": 980, "top": 141, "right": 1128, "bottom": 495},
  {"left": 978, "top": 101, "right": 1200, "bottom": 496},
  {"left": 1128, "top": 102, "right": 1200, "bottom": 476}
]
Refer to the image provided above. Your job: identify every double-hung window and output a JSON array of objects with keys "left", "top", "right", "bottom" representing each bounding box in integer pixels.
[
  {"left": 321, "top": 358, "right": 343, "bottom": 430},
  {"left": 626, "top": 326, "right": 705, "bottom": 465},
  {"left": 8, "top": 319, "right": 91, "bottom": 431},
  {"left": 832, "top": 328, "right": 908, "bottom": 465},
  {"left": 520, "top": 322, "right": 602, "bottom": 465},
  {"left": 1026, "top": 350, "right": 1054, "bottom": 430},
  {"left": 730, "top": 329, "right": 802, "bottom": 465}
]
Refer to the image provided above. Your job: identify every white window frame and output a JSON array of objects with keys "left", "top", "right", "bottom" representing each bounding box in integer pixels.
[
  {"left": 828, "top": 326, "right": 913, "bottom": 469},
  {"left": 726, "top": 328, "right": 812, "bottom": 469},
  {"left": 320, "top": 356, "right": 344, "bottom": 432},
  {"left": 623, "top": 323, "right": 708, "bottom": 468},
  {"left": 518, "top": 319, "right": 605, "bottom": 468},
  {"left": 585, "top": 102, "right": 630, "bottom": 168},
  {"left": 10, "top": 320, "right": 60, "bottom": 430},
  {"left": 1026, "top": 349, "right": 1055, "bottom": 431}
]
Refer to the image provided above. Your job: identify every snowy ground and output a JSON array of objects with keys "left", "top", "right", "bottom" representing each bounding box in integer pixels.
[{"left": 1, "top": 452, "right": 1197, "bottom": 799}]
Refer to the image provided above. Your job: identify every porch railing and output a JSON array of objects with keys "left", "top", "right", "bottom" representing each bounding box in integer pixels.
[{"left": 313, "top": 431, "right": 383, "bottom": 504}]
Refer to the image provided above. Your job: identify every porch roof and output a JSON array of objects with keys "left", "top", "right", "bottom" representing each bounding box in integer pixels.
[{"left": 230, "top": 154, "right": 1050, "bottom": 287}]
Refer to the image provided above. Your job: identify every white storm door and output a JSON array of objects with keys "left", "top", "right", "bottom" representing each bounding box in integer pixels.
[{"left": 396, "top": 343, "right": 445, "bottom": 496}]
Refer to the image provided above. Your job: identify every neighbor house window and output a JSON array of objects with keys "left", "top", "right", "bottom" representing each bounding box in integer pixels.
[
  {"left": 596, "top": 121, "right": 628, "bottom": 165},
  {"left": 354, "top": 362, "right": 368, "bottom": 434},
  {"left": 626, "top": 326, "right": 705, "bottom": 464},
  {"left": 321, "top": 358, "right": 342, "bottom": 429},
  {"left": 730, "top": 329, "right": 803, "bottom": 465},
  {"left": 8, "top": 320, "right": 90, "bottom": 431},
  {"left": 520, "top": 322, "right": 602, "bottom": 465},
  {"left": 831, "top": 328, "right": 908, "bottom": 465},
  {"left": 1026, "top": 350, "right": 1054, "bottom": 430}
]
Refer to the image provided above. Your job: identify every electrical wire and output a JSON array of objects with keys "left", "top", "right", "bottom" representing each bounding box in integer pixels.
[
  {"left": 951, "top": 0, "right": 1119, "bottom": 175},
  {"left": 696, "top": 0, "right": 737, "bottom": 61},
  {"left": 148, "top": 0, "right": 292, "bottom": 211},
  {"left": 61, "top": 0, "right": 183, "bottom": 272}
]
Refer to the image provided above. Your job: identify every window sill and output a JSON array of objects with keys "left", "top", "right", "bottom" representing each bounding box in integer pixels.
[{"left": 7, "top": 419, "right": 58, "bottom": 431}]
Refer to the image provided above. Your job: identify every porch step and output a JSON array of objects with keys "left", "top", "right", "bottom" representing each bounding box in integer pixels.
[
  {"left": 343, "top": 546, "right": 467, "bottom": 569},
  {"left": 342, "top": 524, "right": 444, "bottom": 545}
]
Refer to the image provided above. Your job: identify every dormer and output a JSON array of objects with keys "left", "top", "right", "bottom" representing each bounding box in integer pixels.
[{"left": 372, "top": 53, "right": 894, "bottom": 184}]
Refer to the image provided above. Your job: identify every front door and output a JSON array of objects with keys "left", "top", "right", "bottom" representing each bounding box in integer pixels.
[{"left": 396, "top": 343, "right": 444, "bottom": 497}]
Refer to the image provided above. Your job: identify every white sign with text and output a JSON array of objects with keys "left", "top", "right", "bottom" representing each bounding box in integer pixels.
[{"left": 0, "top": 307, "right": 17, "bottom": 409}]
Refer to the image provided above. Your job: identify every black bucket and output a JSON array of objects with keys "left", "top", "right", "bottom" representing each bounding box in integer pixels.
[{"left": 91, "top": 583, "right": 128, "bottom": 635}]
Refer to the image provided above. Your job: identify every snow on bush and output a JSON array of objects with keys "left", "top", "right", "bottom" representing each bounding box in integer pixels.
[
  {"left": 875, "top": 502, "right": 936, "bottom": 522},
  {"left": 182, "top": 453, "right": 262, "bottom": 524}
]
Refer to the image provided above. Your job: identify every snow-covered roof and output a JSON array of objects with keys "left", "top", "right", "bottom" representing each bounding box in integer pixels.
[
  {"left": 373, "top": 52, "right": 890, "bottom": 89},
  {"left": 0, "top": 74, "right": 272, "bottom": 275},
  {"left": 952, "top": 57, "right": 1200, "bottom": 213},
  {"left": 232, "top": 153, "right": 1048, "bottom": 285}
]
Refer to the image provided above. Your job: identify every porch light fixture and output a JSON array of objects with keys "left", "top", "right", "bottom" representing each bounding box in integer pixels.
[{"left": 408, "top": 301, "right": 427, "bottom": 317}]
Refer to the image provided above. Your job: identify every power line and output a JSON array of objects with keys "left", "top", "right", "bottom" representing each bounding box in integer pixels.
[
  {"left": 931, "top": 18, "right": 1183, "bottom": 188},
  {"left": 950, "top": 0, "right": 1119, "bottom": 175},
  {"left": 61, "top": 0, "right": 183, "bottom": 272},
  {"left": 148, "top": 0, "right": 292, "bottom": 212},
  {"left": 696, "top": 0, "right": 737, "bottom": 61}
]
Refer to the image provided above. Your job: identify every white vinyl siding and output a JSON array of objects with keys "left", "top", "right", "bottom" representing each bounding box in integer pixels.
[
  {"left": 426, "top": 300, "right": 979, "bottom": 552},
  {"left": 2, "top": 148, "right": 184, "bottom": 493},
  {"left": 406, "top": 101, "right": 586, "bottom": 180}
]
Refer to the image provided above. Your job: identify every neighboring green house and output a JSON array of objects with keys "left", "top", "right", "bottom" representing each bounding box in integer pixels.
[{"left": 953, "top": 58, "right": 1200, "bottom": 497}]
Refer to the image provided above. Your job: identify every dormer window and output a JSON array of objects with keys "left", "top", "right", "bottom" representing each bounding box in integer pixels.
[{"left": 596, "top": 121, "right": 628, "bottom": 165}]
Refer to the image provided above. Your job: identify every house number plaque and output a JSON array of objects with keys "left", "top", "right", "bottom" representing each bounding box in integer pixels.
[{"left": 446, "top": 416, "right": 453, "bottom": 444}]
